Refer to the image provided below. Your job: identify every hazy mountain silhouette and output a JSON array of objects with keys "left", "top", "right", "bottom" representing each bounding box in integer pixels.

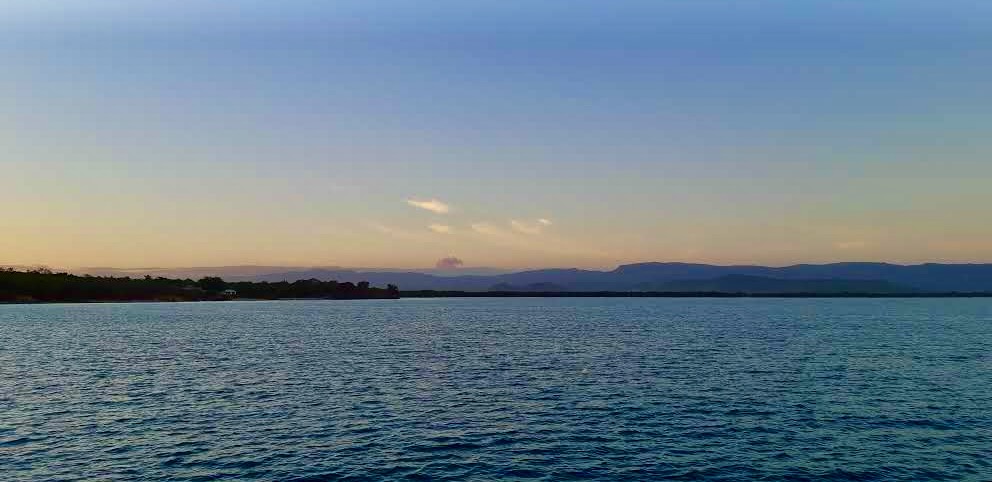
[
  {"left": 639, "top": 275, "right": 913, "bottom": 294},
  {"left": 68, "top": 262, "right": 992, "bottom": 293},
  {"left": 245, "top": 262, "right": 992, "bottom": 293},
  {"left": 608, "top": 262, "right": 992, "bottom": 292},
  {"left": 489, "top": 282, "right": 568, "bottom": 292}
]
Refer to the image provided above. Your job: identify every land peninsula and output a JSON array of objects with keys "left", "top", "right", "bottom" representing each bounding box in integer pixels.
[{"left": 0, "top": 268, "right": 399, "bottom": 303}]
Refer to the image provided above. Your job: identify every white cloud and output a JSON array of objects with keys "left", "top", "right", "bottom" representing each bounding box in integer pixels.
[
  {"left": 369, "top": 223, "right": 406, "bottom": 237},
  {"left": 429, "top": 224, "right": 453, "bottom": 234},
  {"left": 471, "top": 223, "right": 502, "bottom": 236},
  {"left": 435, "top": 257, "right": 464, "bottom": 269},
  {"left": 406, "top": 198, "right": 450, "bottom": 214},
  {"left": 538, "top": 218, "right": 552, "bottom": 226},
  {"left": 510, "top": 219, "right": 548, "bottom": 235},
  {"left": 470, "top": 220, "right": 608, "bottom": 259}
]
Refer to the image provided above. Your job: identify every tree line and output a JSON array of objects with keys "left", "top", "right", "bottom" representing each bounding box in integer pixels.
[{"left": 0, "top": 268, "right": 399, "bottom": 303}]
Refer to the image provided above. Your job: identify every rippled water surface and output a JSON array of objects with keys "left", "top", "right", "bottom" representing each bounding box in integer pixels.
[{"left": 2, "top": 298, "right": 991, "bottom": 481}]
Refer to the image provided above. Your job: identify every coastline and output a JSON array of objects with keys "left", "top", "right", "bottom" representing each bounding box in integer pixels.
[
  {"left": 401, "top": 290, "right": 992, "bottom": 299},
  {"left": 6, "top": 292, "right": 991, "bottom": 305},
  {"left": 0, "top": 297, "right": 400, "bottom": 305}
]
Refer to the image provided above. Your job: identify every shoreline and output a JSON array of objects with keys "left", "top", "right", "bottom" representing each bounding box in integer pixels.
[
  {"left": 4, "top": 292, "right": 992, "bottom": 305},
  {"left": 0, "top": 297, "right": 400, "bottom": 305},
  {"left": 402, "top": 291, "right": 992, "bottom": 299}
]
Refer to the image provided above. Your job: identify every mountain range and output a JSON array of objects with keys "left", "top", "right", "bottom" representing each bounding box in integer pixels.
[{"left": 160, "top": 262, "right": 992, "bottom": 293}]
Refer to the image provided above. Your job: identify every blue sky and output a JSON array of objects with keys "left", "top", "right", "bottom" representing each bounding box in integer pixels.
[{"left": 3, "top": 1, "right": 991, "bottom": 269}]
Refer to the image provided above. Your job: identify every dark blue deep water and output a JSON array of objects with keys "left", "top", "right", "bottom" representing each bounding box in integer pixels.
[{"left": 1, "top": 298, "right": 990, "bottom": 481}]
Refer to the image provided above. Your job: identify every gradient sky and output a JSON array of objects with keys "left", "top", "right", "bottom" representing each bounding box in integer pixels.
[{"left": 3, "top": 1, "right": 991, "bottom": 270}]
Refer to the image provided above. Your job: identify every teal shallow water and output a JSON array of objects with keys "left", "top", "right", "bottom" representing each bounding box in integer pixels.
[{"left": 1, "top": 298, "right": 990, "bottom": 481}]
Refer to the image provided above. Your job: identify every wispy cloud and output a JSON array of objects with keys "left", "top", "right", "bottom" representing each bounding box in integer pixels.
[
  {"left": 435, "top": 256, "right": 464, "bottom": 269},
  {"left": 429, "top": 224, "right": 453, "bottom": 234},
  {"left": 471, "top": 223, "right": 502, "bottom": 236},
  {"left": 369, "top": 223, "right": 407, "bottom": 237},
  {"left": 510, "top": 219, "right": 551, "bottom": 235},
  {"left": 471, "top": 220, "right": 610, "bottom": 259},
  {"left": 406, "top": 198, "right": 450, "bottom": 214}
]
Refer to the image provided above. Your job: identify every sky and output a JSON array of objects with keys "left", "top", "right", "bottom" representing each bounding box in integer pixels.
[{"left": 3, "top": 0, "right": 991, "bottom": 270}]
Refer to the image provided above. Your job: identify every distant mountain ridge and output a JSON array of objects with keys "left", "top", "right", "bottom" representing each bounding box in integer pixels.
[
  {"left": 639, "top": 275, "right": 913, "bottom": 294},
  {"left": 489, "top": 282, "right": 568, "bottom": 292},
  {"left": 240, "top": 262, "right": 992, "bottom": 293}
]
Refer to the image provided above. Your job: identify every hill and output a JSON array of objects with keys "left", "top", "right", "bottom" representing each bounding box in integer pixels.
[
  {"left": 244, "top": 262, "right": 992, "bottom": 293},
  {"left": 639, "top": 275, "right": 913, "bottom": 294}
]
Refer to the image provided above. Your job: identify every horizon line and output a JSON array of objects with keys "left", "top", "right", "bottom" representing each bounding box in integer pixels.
[{"left": 6, "top": 259, "right": 992, "bottom": 275}]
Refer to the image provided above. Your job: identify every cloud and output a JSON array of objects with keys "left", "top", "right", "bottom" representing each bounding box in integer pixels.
[
  {"left": 510, "top": 219, "right": 549, "bottom": 235},
  {"left": 369, "top": 222, "right": 410, "bottom": 238},
  {"left": 471, "top": 223, "right": 502, "bottom": 236},
  {"left": 429, "top": 224, "right": 453, "bottom": 234},
  {"left": 435, "top": 257, "right": 464, "bottom": 269},
  {"left": 406, "top": 198, "right": 450, "bottom": 214},
  {"left": 470, "top": 220, "right": 610, "bottom": 259}
]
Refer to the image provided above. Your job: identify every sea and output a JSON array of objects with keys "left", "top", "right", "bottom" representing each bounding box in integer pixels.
[{"left": 1, "top": 298, "right": 990, "bottom": 481}]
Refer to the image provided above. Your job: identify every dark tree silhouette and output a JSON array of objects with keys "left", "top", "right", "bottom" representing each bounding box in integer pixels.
[
  {"left": 196, "top": 277, "right": 227, "bottom": 292},
  {"left": 0, "top": 269, "right": 399, "bottom": 303}
]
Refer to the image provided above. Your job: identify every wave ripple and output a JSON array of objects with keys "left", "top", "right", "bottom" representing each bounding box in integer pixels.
[{"left": 1, "top": 298, "right": 990, "bottom": 481}]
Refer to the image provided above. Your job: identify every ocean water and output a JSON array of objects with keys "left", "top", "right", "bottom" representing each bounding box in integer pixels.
[{"left": 1, "top": 298, "right": 990, "bottom": 481}]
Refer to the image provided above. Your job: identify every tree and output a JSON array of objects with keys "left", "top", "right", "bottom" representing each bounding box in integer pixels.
[{"left": 196, "top": 276, "right": 227, "bottom": 292}]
